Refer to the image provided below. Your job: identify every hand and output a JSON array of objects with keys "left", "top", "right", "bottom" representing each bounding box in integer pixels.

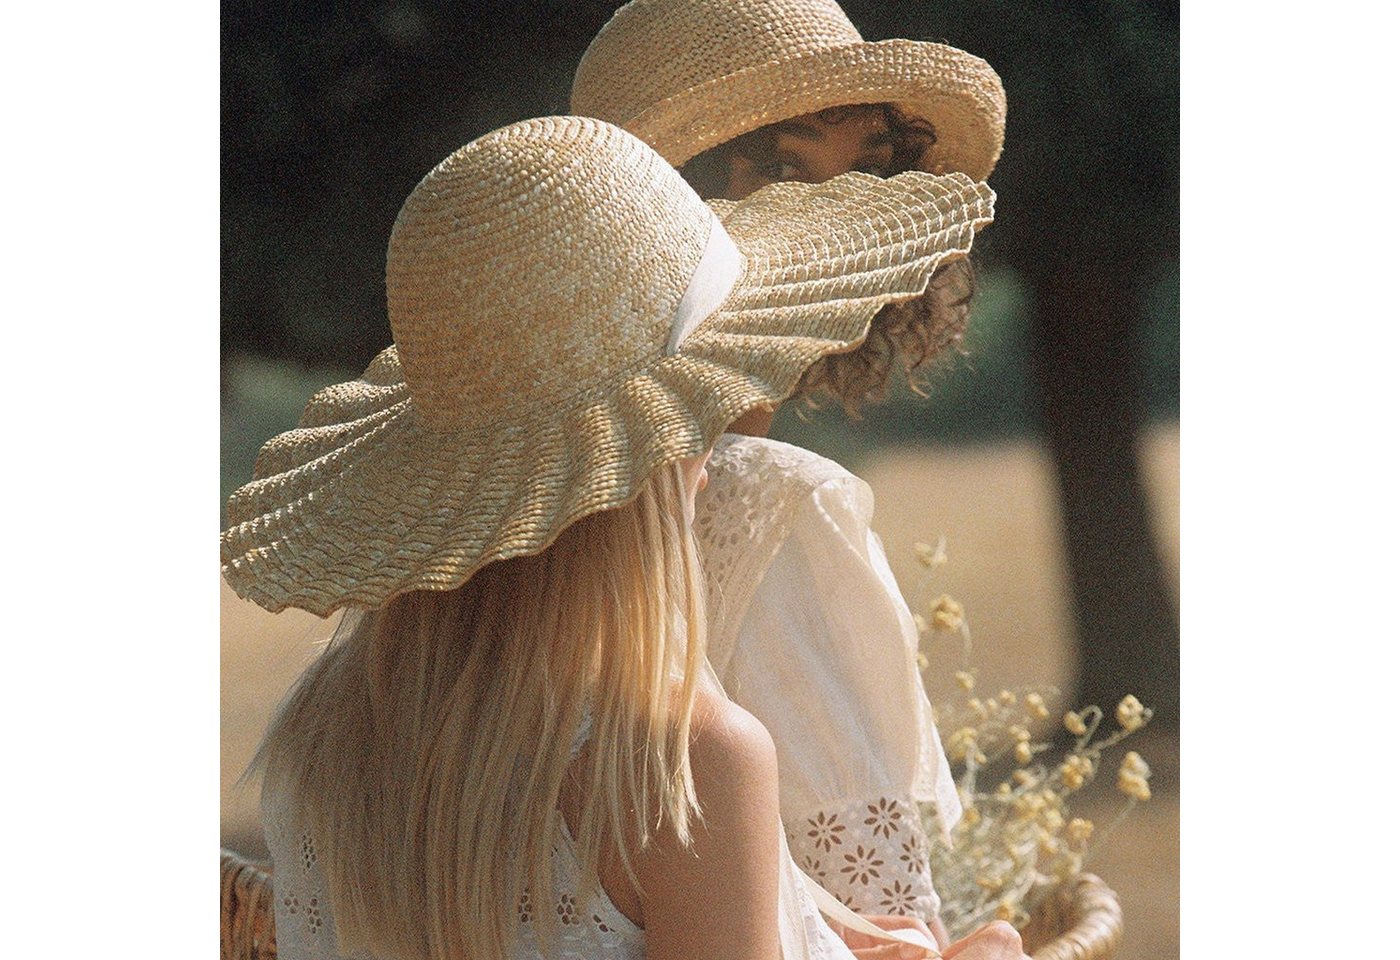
[
  {"left": 840, "top": 914, "right": 941, "bottom": 959},
  {"left": 848, "top": 944, "right": 939, "bottom": 959},
  {"left": 942, "top": 921, "right": 1031, "bottom": 960}
]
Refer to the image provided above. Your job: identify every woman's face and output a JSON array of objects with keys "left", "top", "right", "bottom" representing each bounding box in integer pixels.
[{"left": 719, "top": 108, "right": 896, "bottom": 201}]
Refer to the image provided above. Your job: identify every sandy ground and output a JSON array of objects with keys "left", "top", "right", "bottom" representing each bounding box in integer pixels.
[{"left": 222, "top": 423, "right": 1179, "bottom": 958}]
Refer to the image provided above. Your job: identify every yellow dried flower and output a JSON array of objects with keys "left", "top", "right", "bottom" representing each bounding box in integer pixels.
[
  {"left": 1116, "top": 752, "right": 1152, "bottom": 801},
  {"left": 915, "top": 651, "right": 929, "bottom": 672},
  {"left": 1013, "top": 792, "right": 1046, "bottom": 819},
  {"left": 1060, "top": 755, "right": 1093, "bottom": 791},
  {"left": 930, "top": 595, "right": 965, "bottom": 632},
  {"left": 1120, "top": 751, "right": 1150, "bottom": 779},
  {"left": 913, "top": 541, "right": 943, "bottom": 568},
  {"left": 1118, "top": 771, "right": 1152, "bottom": 802},
  {"left": 906, "top": 547, "right": 1162, "bottom": 923},
  {"left": 946, "top": 727, "right": 979, "bottom": 762},
  {"left": 1116, "top": 694, "right": 1147, "bottom": 732}
]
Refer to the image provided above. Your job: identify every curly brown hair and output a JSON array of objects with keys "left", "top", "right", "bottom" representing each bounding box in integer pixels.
[
  {"left": 679, "top": 103, "right": 975, "bottom": 416},
  {"left": 796, "top": 257, "right": 974, "bottom": 416}
]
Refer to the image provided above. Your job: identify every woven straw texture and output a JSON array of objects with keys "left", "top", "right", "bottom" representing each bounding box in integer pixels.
[
  {"left": 572, "top": 0, "right": 1006, "bottom": 179},
  {"left": 1021, "top": 874, "right": 1125, "bottom": 960},
  {"left": 221, "top": 850, "right": 277, "bottom": 960},
  {"left": 221, "top": 116, "right": 993, "bottom": 616},
  {"left": 218, "top": 850, "right": 1121, "bottom": 960}
]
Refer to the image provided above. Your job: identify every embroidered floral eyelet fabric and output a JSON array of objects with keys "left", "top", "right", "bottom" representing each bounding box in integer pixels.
[
  {"left": 261, "top": 787, "right": 644, "bottom": 960},
  {"left": 787, "top": 795, "right": 939, "bottom": 920}
]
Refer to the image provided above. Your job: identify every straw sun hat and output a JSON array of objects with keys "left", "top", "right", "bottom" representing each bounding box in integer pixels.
[
  {"left": 572, "top": 0, "right": 1006, "bottom": 180},
  {"left": 221, "top": 116, "right": 994, "bottom": 616}
]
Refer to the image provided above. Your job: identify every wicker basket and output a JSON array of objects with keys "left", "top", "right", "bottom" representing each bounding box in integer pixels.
[
  {"left": 222, "top": 851, "right": 277, "bottom": 960},
  {"left": 1019, "top": 873, "right": 1124, "bottom": 960},
  {"left": 219, "top": 849, "right": 1122, "bottom": 959}
]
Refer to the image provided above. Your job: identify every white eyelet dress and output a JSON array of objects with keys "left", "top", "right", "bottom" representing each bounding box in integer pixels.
[
  {"left": 261, "top": 708, "right": 860, "bottom": 960},
  {"left": 693, "top": 434, "right": 963, "bottom": 921},
  {"left": 261, "top": 715, "right": 647, "bottom": 960}
]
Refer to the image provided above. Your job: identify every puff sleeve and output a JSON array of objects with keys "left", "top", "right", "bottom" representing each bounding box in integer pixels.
[{"left": 694, "top": 436, "right": 961, "bottom": 922}]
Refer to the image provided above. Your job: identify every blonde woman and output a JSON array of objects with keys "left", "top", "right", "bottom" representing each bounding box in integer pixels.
[
  {"left": 223, "top": 116, "right": 1014, "bottom": 959},
  {"left": 572, "top": 0, "right": 1007, "bottom": 941}
]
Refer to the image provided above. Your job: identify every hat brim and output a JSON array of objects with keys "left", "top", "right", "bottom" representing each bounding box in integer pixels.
[
  {"left": 221, "top": 172, "right": 994, "bottom": 615},
  {"left": 624, "top": 39, "right": 1006, "bottom": 180}
]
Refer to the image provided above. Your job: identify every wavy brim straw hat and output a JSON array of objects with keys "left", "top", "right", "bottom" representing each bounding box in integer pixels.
[
  {"left": 571, "top": 0, "right": 1006, "bottom": 180},
  {"left": 221, "top": 116, "right": 994, "bottom": 616}
]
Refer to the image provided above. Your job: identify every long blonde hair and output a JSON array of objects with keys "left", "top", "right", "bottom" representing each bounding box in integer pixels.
[{"left": 254, "top": 462, "right": 706, "bottom": 960}]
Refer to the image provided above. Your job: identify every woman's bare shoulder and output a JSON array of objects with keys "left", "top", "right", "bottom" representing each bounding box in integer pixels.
[
  {"left": 689, "top": 688, "right": 777, "bottom": 772},
  {"left": 637, "top": 688, "right": 783, "bottom": 960},
  {"left": 682, "top": 687, "right": 780, "bottom": 826}
]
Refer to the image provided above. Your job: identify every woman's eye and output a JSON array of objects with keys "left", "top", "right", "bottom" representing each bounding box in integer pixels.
[{"left": 761, "top": 160, "right": 802, "bottom": 181}]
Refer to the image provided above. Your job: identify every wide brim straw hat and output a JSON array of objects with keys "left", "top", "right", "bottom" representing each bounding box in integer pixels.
[
  {"left": 571, "top": 0, "right": 1006, "bottom": 180},
  {"left": 221, "top": 116, "right": 994, "bottom": 616}
]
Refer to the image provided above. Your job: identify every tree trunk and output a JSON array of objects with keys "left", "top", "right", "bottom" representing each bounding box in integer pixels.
[{"left": 1027, "top": 267, "right": 1179, "bottom": 727}]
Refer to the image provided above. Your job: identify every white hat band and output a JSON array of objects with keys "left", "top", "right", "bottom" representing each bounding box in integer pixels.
[{"left": 667, "top": 211, "right": 743, "bottom": 355}]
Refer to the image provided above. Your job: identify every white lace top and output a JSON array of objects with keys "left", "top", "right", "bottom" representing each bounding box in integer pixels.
[
  {"left": 262, "top": 718, "right": 859, "bottom": 960},
  {"left": 693, "top": 434, "right": 963, "bottom": 921},
  {"left": 262, "top": 713, "right": 647, "bottom": 960}
]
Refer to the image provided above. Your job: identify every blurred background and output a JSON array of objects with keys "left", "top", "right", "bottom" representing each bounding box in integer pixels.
[{"left": 222, "top": 1, "right": 1178, "bottom": 957}]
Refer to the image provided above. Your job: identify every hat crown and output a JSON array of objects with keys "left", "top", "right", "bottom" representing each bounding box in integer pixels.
[
  {"left": 387, "top": 116, "right": 714, "bottom": 429},
  {"left": 573, "top": 0, "right": 861, "bottom": 128}
]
